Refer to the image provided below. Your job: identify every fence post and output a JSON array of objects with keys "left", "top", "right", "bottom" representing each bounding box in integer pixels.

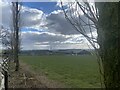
[{"left": 4, "top": 70, "right": 8, "bottom": 90}]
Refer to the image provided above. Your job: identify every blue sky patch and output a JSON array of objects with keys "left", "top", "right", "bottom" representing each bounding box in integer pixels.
[
  {"left": 21, "top": 27, "right": 46, "bottom": 33},
  {"left": 22, "top": 2, "right": 61, "bottom": 14}
]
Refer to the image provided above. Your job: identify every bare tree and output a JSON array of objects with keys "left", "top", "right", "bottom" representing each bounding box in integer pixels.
[
  {"left": 61, "top": 0, "right": 103, "bottom": 84},
  {"left": 11, "top": 2, "right": 21, "bottom": 71},
  {"left": 0, "top": 25, "right": 11, "bottom": 89},
  {"left": 0, "top": 1, "right": 22, "bottom": 89},
  {"left": 61, "top": 1, "right": 120, "bottom": 88}
]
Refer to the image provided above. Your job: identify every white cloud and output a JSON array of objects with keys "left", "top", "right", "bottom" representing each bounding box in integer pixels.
[
  {"left": 0, "top": 1, "right": 46, "bottom": 30},
  {"left": 20, "top": 29, "right": 92, "bottom": 50},
  {"left": 20, "top": 6, "right": 46, "bottom": 29},
  {"left": 0, "top": 1, "right": 97, "bottom": 50}
]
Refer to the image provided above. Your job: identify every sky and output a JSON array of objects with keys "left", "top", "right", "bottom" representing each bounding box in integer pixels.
[
  {"left": 22, "top": 2, "right": 61, "bottom": 14},
  {"left": 0, "top": 1, "right": 97, "bottom": 50}
]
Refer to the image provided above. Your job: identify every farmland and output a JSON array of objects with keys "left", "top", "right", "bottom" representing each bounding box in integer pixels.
[{"left": 20, "top": 55, "right": 101, "bottom": 88}]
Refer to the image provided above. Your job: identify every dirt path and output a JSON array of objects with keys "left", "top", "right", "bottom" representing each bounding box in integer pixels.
[{"left": 8, "top": 62, "right": 66, "bottom": 88}]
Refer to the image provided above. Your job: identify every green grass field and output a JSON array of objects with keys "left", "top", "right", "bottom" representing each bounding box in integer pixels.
[{"left": 20, "top": 55, "right": 101, "bottom": 88}]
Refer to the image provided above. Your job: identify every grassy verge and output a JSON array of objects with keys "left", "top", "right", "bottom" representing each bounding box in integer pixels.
[{"left": 20, "top": 55, "right": 101, "bottom": 88}]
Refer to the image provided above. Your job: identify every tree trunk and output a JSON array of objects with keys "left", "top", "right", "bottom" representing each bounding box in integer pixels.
[
  {"left": 12, "top": 2, "right": 19, "bottom": 71},
  {"left": 96, "top": 2, "right": 120, "bottom": 88},
  {"left": 15, "top": 2, "right": 19, "bottom": 71}
]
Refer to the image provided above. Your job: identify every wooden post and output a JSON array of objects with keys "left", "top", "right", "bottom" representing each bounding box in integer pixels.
[{"left": 4, "top": 70, "right": 8, "bottom": 90}]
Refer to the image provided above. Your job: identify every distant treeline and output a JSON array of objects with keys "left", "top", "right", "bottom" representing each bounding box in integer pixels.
[{"left": 20, "top": 49, "right": 93, "bottom": 56}]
